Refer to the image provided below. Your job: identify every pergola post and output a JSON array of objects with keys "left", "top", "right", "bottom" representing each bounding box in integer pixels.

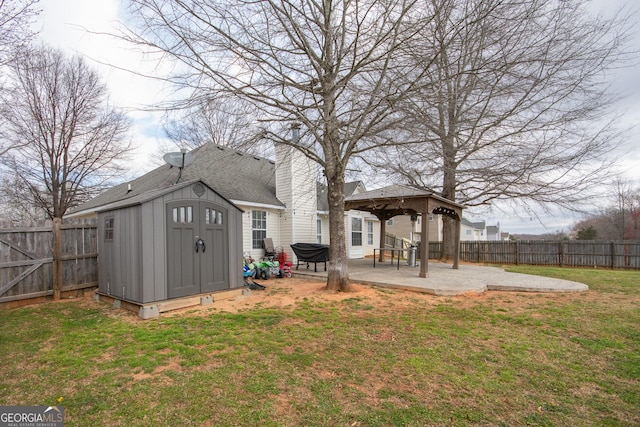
[
  {"left": 453, "top": 217, "right": 461, "bottom": 269},
  {"left": 419, "top": 207, "right": 429, "bottom": 278},
  {"left": 378, "top": 214, "right": 386, "bottom": 262}
]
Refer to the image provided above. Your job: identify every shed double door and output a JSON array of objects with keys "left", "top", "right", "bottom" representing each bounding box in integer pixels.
[{"left": 167, "top": 201, "right": 228, "bottom": 299}]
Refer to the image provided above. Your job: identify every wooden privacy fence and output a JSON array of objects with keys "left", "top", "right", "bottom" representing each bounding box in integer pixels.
[
  {"left": 459, "top": 240, "right": 640, "bottom": 269},
  {"left": 0, "top": 219, "right": 98, "bottom": 304}
]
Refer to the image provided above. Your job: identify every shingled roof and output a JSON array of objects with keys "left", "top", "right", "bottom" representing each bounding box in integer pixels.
[{"left": 69, "top": 144, "right": 282, "bottom": 216}]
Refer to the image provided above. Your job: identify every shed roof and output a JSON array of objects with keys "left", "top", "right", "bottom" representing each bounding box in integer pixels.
[
  {"left": 95, "top": 179, "right": 243, "bottom": 213},
  {"left": 70, "top": 144, "right": 281, "bottom": 216}
]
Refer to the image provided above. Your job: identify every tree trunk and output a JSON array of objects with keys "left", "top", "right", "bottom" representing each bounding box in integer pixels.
[
  {"left": 440, "top": 135, "right": 457, "bottom": 261},
  {"left": 441, "top": 216, "right": 457, "bottom": 261},
  {"left": 325, "top": 168, "right": 353, "bottom": 292},
  {"left": 52, "top": 217, "right": 63, "bottom": 300}
]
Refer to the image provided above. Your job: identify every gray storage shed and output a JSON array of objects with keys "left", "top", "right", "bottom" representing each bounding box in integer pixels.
[{"left": 97, "top": 179, "right": 243, "bottom": 305}]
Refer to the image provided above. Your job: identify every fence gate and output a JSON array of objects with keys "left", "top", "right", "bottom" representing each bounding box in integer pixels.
[{"left": 0, "top": 220, "right": 98, "bottom": 304}]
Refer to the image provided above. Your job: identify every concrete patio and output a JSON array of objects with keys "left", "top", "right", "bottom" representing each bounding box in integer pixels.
[{"left": 293, "top": 258, "right": 589, "bottom": 296}]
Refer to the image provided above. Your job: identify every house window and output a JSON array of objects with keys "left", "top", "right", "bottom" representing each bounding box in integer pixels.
[
  {"left": 351, "top": 217, "right": 362, "bottom": 246},
  {"left": 252, "top": 210, "right": 267, "bottom": 249},
  {"left": 428, "top": 214, "right": 434, "bottom": 221},
  {"left": 367, "top": 221, "right": 374, "bottom": 245},
  {"left": 466, "top": 229, "right": 472, "bottom": 236},
  {"left": 317, "top": 219, "right": 322, "bottom": 244},
  {"left": 104, "top": 217, "right": 114, "bottom": 241}
]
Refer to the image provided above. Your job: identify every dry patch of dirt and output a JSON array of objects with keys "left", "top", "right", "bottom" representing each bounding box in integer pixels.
[
  {"left": 163, "top": 276, "right": 593, "bottom": 317},
  {"left": 56, "top": 275, "right": 595, "bottom": 320},
  {"left": 167, "top": 277, "right": 445, "bottom": 316}
]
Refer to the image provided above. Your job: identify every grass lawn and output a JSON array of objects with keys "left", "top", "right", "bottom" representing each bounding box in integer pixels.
[{"left": 1, "top": 266, "right": 638, "bottom": 426}]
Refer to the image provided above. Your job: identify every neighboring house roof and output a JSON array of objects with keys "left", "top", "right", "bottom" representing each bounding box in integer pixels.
[
  {"left": 461, "top": 218, "right": 486, "bottom": 229},
  {"left": 486, "top": 225, "right": 500, "bottom": 234},
  {"left": 316, "top": 181, "right": 366, "bottom": 213},
  {"left": 69, "top": 144, "right": 282, "bottom": 216},
  {"left": 345, "top": 181, "right": 365, "bottom": 196}
]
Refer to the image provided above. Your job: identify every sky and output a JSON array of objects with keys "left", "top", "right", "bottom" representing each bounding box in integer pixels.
[{"left": 35, "top": 0, "right": 640, "bottom": 235}]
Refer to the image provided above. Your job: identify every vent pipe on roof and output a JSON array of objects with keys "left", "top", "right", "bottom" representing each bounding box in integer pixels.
[{"left": 127, "top": 183, "right": 132, "bottom": 193}]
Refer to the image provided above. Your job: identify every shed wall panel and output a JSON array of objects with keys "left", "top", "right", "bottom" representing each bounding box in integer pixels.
[
  {"left": 99, "top": 207, "right": 143, "bottom": 301},
  {"left": 228, "top": 204, "right": 243, "bottom": 288},
  {"left": 133, "top": 207, "right": 143, "bottom": 301},
  {"left": 139, "top": 201, "right": 153, "bottom": 302},
  {"left": 139, "top": 198, "right": 167, "bottom": 303},
  {"left": 98, "top": 214, "right": 114, "bottom": 296},
  {"left": 115, "top": 207, "right": 139, "bottom": 302},
  {"left": 151, "top": 196, "right": 167, "bottom": 301}
]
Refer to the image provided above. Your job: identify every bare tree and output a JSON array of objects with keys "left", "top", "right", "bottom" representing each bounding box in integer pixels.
[
  {"left": 0, "top": 45, "right": 131, "bottom": 298},
  {"left": 611, "top": 177, "right": 640, "bottom": 240},
  {"left": 0, "top": 0, "right": 41, "bottom": 157},
  {"left": 571, "top": 177, "right": 640, "bottom": 239},
  {"left": 0, "top": 0, "right": 40, "bottom": 66},
  {"left": 367, "top": 0, "right": 634, "bottom": 258},
  {"left": 121, "top": 0, "right": 426, "bottom": 291},
  {"left": 628, "top": 192, "right": 640, "bottom": 240},
  {"left": 162, "top": 96, "right": 268, "bottom": 156},
  {"left": 0, "top": 173, "right": 47, "bottom": 222}
]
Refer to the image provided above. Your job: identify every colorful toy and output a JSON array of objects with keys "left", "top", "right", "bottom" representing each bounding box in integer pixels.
[{"left": 276, "top": 247, "right": 293, "bottom": 278}]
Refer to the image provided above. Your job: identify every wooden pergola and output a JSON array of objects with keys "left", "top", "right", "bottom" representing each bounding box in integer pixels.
[{"left": 344, "top": 185, "right": 465, "bottom": 277}]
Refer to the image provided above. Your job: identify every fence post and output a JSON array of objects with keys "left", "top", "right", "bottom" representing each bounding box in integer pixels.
[
  {"left": 611, "top": 241, "right": 615, "bottom": 269},
  {"left": 559, "top": 241, "right": 563, "bottom": 267},
  {"left": 515, "top": 241, "right": 520, "bottom": 266},
  {"left": 52, "top": 217, "right": 62, "bottom": 300}
]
